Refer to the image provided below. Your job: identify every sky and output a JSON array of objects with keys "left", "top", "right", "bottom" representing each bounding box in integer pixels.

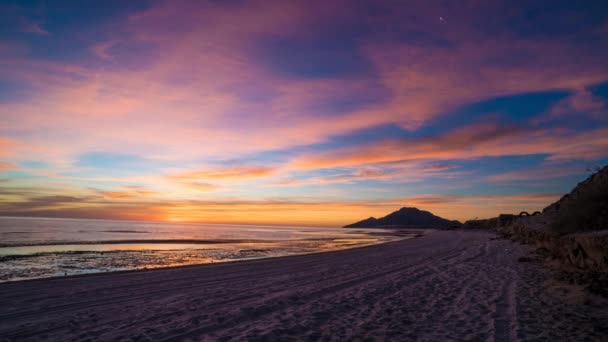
[{"left": 0, "top": 0, "right": 607, "bottom": 226}]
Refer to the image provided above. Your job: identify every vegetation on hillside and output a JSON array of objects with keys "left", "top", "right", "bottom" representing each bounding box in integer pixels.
[{"left": 550, "top": 167, "right": 608, "bottom": 234}]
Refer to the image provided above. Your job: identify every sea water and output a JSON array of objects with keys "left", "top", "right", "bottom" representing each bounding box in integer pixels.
[{"left": 0, "top": 216, "right": 402, "bottom": 282}]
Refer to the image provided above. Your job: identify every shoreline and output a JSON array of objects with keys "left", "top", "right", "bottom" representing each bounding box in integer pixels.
[
  {"left": 1, "top": 229, "right": 605, "bottom": 340},
  {"left": 0, "top": 239, "right": 273, "bottom": 248},
  {"left": 0, "top": 229, "right": 423, "bottom": 285}
]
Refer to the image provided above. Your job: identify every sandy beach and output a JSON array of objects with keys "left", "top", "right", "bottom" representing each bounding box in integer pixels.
[{"left": 0, "top": 230, "right": 606, "bottom": 341}]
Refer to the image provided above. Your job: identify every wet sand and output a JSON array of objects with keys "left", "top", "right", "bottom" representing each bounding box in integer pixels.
[{"left": 0, "top": 230, "right": 606, "bottom": 341}]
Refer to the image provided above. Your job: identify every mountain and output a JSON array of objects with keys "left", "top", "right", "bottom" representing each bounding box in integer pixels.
[{"left": 344, "top": 207, "right": 461, "bottom": 229}]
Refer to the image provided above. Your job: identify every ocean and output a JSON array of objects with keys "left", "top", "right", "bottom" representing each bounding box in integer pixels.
[{"left": 0, "top": 216, "right": 402, "bottom": 282}]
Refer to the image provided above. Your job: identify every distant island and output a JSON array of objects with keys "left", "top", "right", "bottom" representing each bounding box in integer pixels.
[{"left": 344, "top": 207, "right": 462, "bottom": 229}]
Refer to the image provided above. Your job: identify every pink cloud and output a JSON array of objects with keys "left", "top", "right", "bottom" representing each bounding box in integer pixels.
[
  {"left": 550, "top": 88, "right": 606, "bottom": 118},
  {"left": 362, "top": 38, "right": 608, "bottom": 130},
  {"left": 277, "top": 162, "right": 461, "bottom": 186},
  {"left": 0, "top": 0, "right": 606, "bottom": 201},
  {"left": 0, "top": 137, "right": 17, "bottom": 158},
  {"left": 487, "top": 165, "right": 586, "bottom": 182},
  {"left": 90, "top": 41, "right": 116, "bottom": 61},
  {"left": 291, "top": 123, "right": 608, "bottom": 169},
  {"left": 0, "top": 162, "right": 17, "bottom": 172}
]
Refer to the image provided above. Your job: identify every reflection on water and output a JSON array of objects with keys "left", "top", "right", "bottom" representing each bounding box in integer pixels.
[
  {"left": 0, "top": 217, "right": 413, "bottom": 282},
  {"left": 0, "top": 217, "right": 393, "bottom": 246}
]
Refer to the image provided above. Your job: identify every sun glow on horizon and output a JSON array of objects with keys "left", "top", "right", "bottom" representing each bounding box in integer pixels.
[{"left": 0, "top": 0, "right": 607, "bottom": 225}]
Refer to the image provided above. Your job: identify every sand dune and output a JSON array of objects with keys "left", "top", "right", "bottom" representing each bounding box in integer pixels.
[{"left": 0, "top": 230, "right": 605, "bottom": 341}]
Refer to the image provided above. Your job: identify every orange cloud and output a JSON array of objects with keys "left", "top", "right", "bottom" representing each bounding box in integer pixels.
[
  {"left": 0, "top": 179, "right": 566, "bottom": 226},
  {"left": 184, "top": 182, "right": 218, "bottom": 192},
  {"left": 166, "top": 166, "right": 276, "bottom": 192},
  {"left": 0, "top": 137, "right": 16, "bottom": 157},
  {"left": 0, "top": 162, "right": 16, "bottom": 172},
  {"left": 172, "top": 166, "right": 276, "bottom": 181},
  {"left": 96, "top": 191, "right": 135, "bottom": 199},
  {"left": 92, "top": 186, "right": 159, "bottom": 199}
]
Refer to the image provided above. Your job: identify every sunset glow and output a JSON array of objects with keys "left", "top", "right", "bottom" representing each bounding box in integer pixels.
[{"left": 1, "top": 0, "right": 607, "bottom": 225}]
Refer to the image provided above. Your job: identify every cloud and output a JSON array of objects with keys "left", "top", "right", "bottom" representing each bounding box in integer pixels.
[
  {"left": 277, "top": 162, "right": 460, "bottom": 186},
  {"left": 90, "top": 41, "right": 116, "bottom": 60},
  {"left": 0, "top": 190, "right": 564, "bottom": 225},
  {"left": 0, "top": 4, "right": 51, "bottom": 36},
  {"left": 166, "top": 166, "right": 276, "bottom": 192},
  {"left": 0, "top": 195, "right": 89, "bottom": 214},
  {"left": 0, "top": 162, "right": 17, "bottom": 172},
  {"left": 97, "top": 192, "right": 134, "bottom": 199},
  {"left": 549, "top": 88, "right": 606, "bottom": 119},
  {"left": 91, "top": 186, "right": 159, "bottom": 199},
  {"left": 421, "top": 163, "right": 457, "bottom": 171},
  {"left": 172, "top": 166, "right": 277, "bottom": 181},
  {"left": 20, "top": 20, "right": 49, "bottom": 35},
  {"left": 0, "top": 200, "right": 165, "bottom": 222},
  {"left": 27, "top": 195, "right": 84, "bottom": 204},
  {"left": 0, "top": 138, "right": 17, "bottom": 157},
  {"left": 283, "top": 168, "right": 390, "bottom": 185},
  {"left": 123, "top": 185, "right": 159, "bottom": 196},
  {"left": 356, "top": 1, "right": 608, "bottom": 130},
  {"left": 400, "top": 194, "right": 463, "bottom": 205},
  {"left": 398, "top": 193, "right": 559, "bottom": 208},
  {"left": 0, "top": 1, "right": 607, "bottom": 226},
  {"left": 291, "top": 122, "right": 608, "bottom": 169},
  {"left": 487, "top": 165, "right": 587, "bottom": 182},
  {"left": 1, "top": 0, "right": 607, "bottom": 167},
  {"left": 184, "top": 182, "right": 218, "bottom": 192}
]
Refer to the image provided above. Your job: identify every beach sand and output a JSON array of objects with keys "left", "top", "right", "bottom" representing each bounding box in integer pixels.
[{"left": 0, "top": 230, "right": 606, "bottom": 341}]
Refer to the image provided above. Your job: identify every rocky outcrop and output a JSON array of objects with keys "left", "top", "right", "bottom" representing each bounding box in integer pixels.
[
  {"left": 344, "top": 207, "right": 461, "bottom": 229},
  {"left": 497, "top": 223, "right": 608, "bottom": 296},
  {"left": 544, "top": 166, "right": 608, "bottom": 215},
  {"left": 464, "top": 166, "right": 608, "bottom": 234},
  {"left": 498, "top": 224, "right": 608, "bottom": 271},
  {"left": 497, "top": 167, "right": 608, "bottom": 272},
  {"left": 494, "top": 167, "right": 608, "bottom": 296},
  {"left": 543, "top": 165, "right": 608, "bottom": 234},
  {"left": 463, "top": 214, "right": 516, "bottom": 230}
]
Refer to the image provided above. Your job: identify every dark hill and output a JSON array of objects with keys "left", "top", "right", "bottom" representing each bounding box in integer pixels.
[
  {"left": 344, "top": 207, "right": 461, "bottom": 229},
  {"left": 543, "top": 165, "right": 608, "bottom": 234}
]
